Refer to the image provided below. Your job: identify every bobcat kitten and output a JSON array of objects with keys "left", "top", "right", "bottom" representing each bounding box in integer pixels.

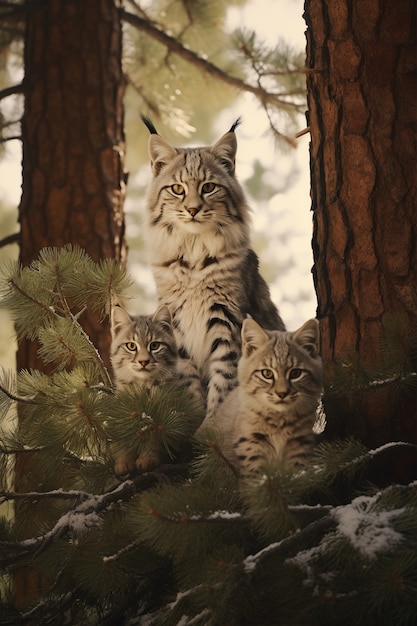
[
  {"left": 110, "top": 304, "right": 178, "bottom": 390},
  {"left": 143, "top": 117, "right": 285, "bottom": 421},
  {"left": 110, "top": 304, "right": 178, "bottom": 475},
  {"left": 203, "top": 317, "right": 323, "bottom": 477}
]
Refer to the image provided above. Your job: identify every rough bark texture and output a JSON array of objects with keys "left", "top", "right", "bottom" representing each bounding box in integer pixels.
[
  {"left": 18, "top": 0, "right": 127, "bottom": 369},
  {"left": 15, "top": 0, "right": 127, "bottom": 603},
  {"left": 305, "top": 0, "right": 417, "bottom": 451}
]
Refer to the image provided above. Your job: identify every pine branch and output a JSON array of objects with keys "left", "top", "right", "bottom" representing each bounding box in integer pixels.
[
  {"left": 0, "top": 381, "right": 37, "bottom": 404},
  {"left": 367, "top": 371, "right": 417, "bottom": 389},
  {"left": 121, "top": 10, "right": 302, "bottom": 113},
  {"left": 243, "top": 512, "right": 335, "bottom": 574},
  {"left": 148, "top": 508, "right": 248, "bottom": 525},
  {"left": 368, "top": 441, "right": 417, "bottom": 457},
  {"left": 0, "top": 232, "right": 19, "bottom": 248},
  {"left": 102, "top": 539, "right": 142, "bottom": 565},
  {"left": 207, "top": 440, "right": 240, "bottom": 478},
  {"left": 0, "top": 134, "right": 21, "bottom": 144},
  {"left": 46, "top": 255, "right": 113, "bottom": 386},
  {"left": 67, "top": 308, "right": 113, "bottom": 388},
  {"left": 0, "top": 488, "right": 92, "bottom": 505},
  {"left": 6, "top": 274, "right": 56, "bottom": 319},
  {"left": 342, "top": 441, "right": 417, "bottom": 472},
  {"left": 0, "top": 83, "right": 24, "bottom": 101},
  {"left": 2, "top": 587, "right": 79, "bottom": 626},
  {"left": 0, "top": 444, "right": 46, "bottom": 455},
  {"left": 2, "top": 464, "right": 189, "bottom": 564}
]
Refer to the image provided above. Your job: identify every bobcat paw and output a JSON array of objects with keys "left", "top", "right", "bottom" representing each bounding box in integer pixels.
[
  {"left": 135, "top": 450, "right": 161, "bottom": 472},
  {"left": 113, "top": 457, "right": 135, "bottom": 477}
]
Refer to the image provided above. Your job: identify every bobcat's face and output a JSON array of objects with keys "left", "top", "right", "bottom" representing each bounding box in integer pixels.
[{"left": 160, "top": 171, "right": 240, "bottom": 235}]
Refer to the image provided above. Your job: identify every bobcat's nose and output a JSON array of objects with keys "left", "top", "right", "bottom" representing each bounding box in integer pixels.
[
  {"left": 277, "top": 390, "right": 289, "bottom": 400},
  {"left": 186, "top": 205, "right": 202, "bottom": 218},
  {"left": 139, "top": 360, "right": 150, "bottom": 368}
]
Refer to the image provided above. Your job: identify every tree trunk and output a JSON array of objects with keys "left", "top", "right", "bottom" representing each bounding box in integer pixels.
[
  {"left": 15, "top": 0, "right": 126, "bottom": 603},
  {"left": 305, "top": 0, "right": 417, "bottom": 454},
  {"left": 18, "top": 0, "right": 127, "bottom": 370}
]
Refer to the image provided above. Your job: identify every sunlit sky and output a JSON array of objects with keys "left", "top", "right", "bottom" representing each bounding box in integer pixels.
[{"left": 0, "top": 0, "right": 316, "bottom": 331}]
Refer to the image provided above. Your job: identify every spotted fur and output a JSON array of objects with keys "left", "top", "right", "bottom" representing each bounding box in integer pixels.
[
  {"left": 144, "top": 121, "right": 285, "bottom": 420},
  {"left": 203, "top": 317, "right": 323, "bottom": 477}
]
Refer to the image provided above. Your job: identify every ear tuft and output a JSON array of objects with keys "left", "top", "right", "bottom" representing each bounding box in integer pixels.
[
  {"left": 229, "top": 117, "right": 242, "bottom": 133},
  {"left": 210, "top": 131, "right": 237, "bottom": 175},
  {"left": 141, "top": 114, "right": 158, "bottom": 135}
]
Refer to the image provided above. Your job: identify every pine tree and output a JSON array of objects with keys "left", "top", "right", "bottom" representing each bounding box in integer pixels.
[{"left": 1, "top": 247, "right": 416, "bottom": 625}]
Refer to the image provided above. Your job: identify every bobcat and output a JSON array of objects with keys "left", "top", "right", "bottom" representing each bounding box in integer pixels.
[
  {"left": 142, "top": 117, "right": 285, "bottom": 423},
  {"left": 200, "top": 317, "right": 323, "bottom": 477}
]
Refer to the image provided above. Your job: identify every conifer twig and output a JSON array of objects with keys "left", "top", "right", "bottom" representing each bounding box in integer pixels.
[
  {"left": 68, "top": 308, "right": 113, "bottom": 388},
  {"left": 0, "top": 488, "right": 91, "bottom": 504},
  {"left": 0, "top": 382, "right": 37, "bottom": 404},
  {"left": 367, "top": 370, "right": 417, "bottom": 389},
  {"left": 102, "top": 539, "right": 142, "bottom": 564},
  {"left": 0, "top": 82, "right": 25, "bottom": 101},
  {"left": 0, "top": 444, "right": 46, "bottom": 454},
  {"left": 0, "top": 232, "right": 19, "bottom": 248},
  {"left": 339, "top": 441, "right": 417, "bottom": 472},
  {"left": 148, "top": 509, "right": 248, "bottom": 525},
  {"left": 6, "top": 276, "right": 56, "bottom": 319},
  {"left": 243, "top": 513, "right": 335, "bottom": 574},
  {"left": 208, "top": 440, "right": 240, "bottom": 477}
]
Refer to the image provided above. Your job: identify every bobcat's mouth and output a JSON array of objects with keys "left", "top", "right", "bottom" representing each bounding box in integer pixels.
[{"left": 182, "top": 218, "right": 212, "bottom": 234}]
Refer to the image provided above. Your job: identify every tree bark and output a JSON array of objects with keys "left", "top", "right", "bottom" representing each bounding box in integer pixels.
[
  {"left": 305, "top": 0, "right": 417, "bottom": 451},
  {"left": 18, "top": 0, "right": 127, "bottom": 369}
]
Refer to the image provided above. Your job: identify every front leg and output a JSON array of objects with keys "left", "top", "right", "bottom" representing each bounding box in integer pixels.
[
  {"left": 205, "top": 348, "right": 239, "bottom": 421},
  {"left": 203, "top": 304, "right": 242, "bottom": 421},
  {"left": 177, "top": 345, "right": 206, "bottom": 407}
]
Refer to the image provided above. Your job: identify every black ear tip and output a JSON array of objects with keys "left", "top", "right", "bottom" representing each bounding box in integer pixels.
[
  {"left": 141, "top": 114, "right": 159, "bottom": 135},
  {"left": 229, "top": 117, "right": 242, "bottom": 133}
]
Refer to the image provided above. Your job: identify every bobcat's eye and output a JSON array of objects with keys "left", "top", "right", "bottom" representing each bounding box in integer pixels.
[
  {"left": 289, "top": 368, "right": 303, "bottom": 380},
  {"left": 261, "top": 368, "right": 274, "bottom": 380},
  {"left": 149, "top": 341, "right": 161, "bottom": 352},
  {"left": 171, "top": 183, "right": 185, "bottom": 196},
  {"left": 125, "top": 342, "right": 137, "bottom": 352},
  {"left": 201, "top": 182, "right": 216, "bottom": 194}
]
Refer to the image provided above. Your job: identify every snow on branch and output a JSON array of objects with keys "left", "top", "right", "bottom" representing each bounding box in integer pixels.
[
  {"left": 332, "top": 494, "right": 405, "bottom": 560},
  {"left": 149, "top": 508, "right": 248, "bottom": 525},
  {"left": 243, "top": 513, "right": 335, "bottom": 574},
  {"left": 0, "top": 464, "right": 189, "bottom": 566}
]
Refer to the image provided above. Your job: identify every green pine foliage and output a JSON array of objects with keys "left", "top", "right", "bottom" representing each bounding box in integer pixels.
[{"left": 0, "top": 247, "right": 416, "bottom": 625}]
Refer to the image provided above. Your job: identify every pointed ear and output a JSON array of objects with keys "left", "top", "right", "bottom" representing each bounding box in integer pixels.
[
  {"left": 292, "top": 319, "right": 320, "bottom": 357},
  {"left": 152, "top": 305, "right": 172, "bottom": 330},
  {"left": 210, "top": 131, "right": 237, "bottom": 175},
  {"left": 148, "top": 134, "right": 178, "bottom": 176},
  {"left": 110, "top": 305, "right": 132, "bottom": 338},
  {"left": 241, "top": 317, "right": 270, "bottom": 357}
]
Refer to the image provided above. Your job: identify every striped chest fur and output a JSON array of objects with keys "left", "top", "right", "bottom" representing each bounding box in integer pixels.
[{"left": 143, "top": 119, "right": 285, "bottom": 419}]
